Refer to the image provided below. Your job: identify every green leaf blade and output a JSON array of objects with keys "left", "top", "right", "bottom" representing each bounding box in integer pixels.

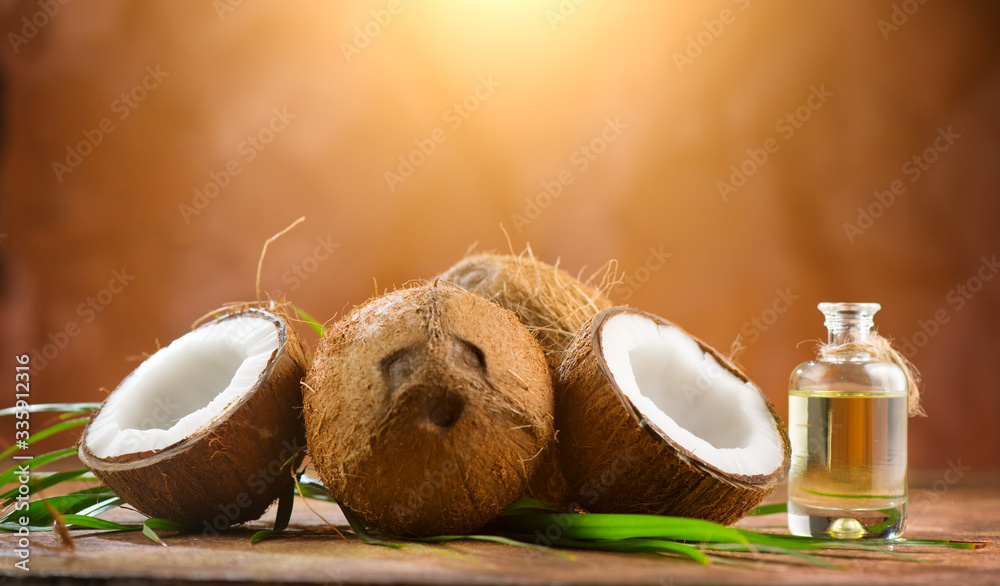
[
  {"left": 0, "top": 417, "right": 90, "bottom": 462},
  {"left": 0, "top": 403, "right": 99, "bottom": 418},
  {"left": 251, "top": 480, "right": 296, "bottom": 545},
  {"left": 549, "top": 536, "right": 709, "bottom": 564},
  {"left": 294, "top": 474, "right": 336, "bottom": 502},
  {"left": 60, "top": 514, "right": 138, "bottom": 532},
  {"left": 0, "top": 485, "right": 118, "bottom": 530},
  {"left": 250, "top": 529, "right": 279, "bottom": 544},
  {"left": 748, "top": 503, "right": 787, "bottom": 516},
  {"left": 143, "top": 521, "right": 166, "bottom": 546},
  {"left": 141, "top": 518, "right": 184, "bottom": 545},
  {"left": 290, "top": 304, "right": 324, "bottom": 335},
  {"left": 340, "top": 505, "right": 405, "bottom": 548},
  {"left": 0, "top": 468, "right": 90, "bottom": 503},
  {"left": 492, "top": 513, "right": 749, "bottom": 546},
  {"left": 703, "top": 542, "right": 842, "bottom": 569},
  {"left": 0, "top": 447, "right": 78, "bottom": 488},
  {"left": 143, "top": 518, "right": 187, "bottom": 531}
]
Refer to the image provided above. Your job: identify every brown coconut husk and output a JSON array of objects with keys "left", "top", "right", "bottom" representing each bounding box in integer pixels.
[
  {"left": 78, "top": 306, "right": 310, "bottom": 531},
  {"left": 439, "top": 247, "right": 617, "bottom": 371},
  {"left": 303, "top": 282, "right": 554, "bottom": 537},
  {"left": 555, "top": 308, "right": 791, "bottom": 525}
]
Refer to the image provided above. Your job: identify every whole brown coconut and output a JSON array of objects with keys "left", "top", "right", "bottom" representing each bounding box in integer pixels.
[
  {"left": 439, "top": 251, "right": 614, "bottom": 371},
  {"left": 78, "top": 307, "right": 309, "bottom": 532},
  {"left": 303, "top": 283, "right": 553, "bottom": 537},
  {"left": 555, "top": 308, "right": 791, "bottom": 525}
]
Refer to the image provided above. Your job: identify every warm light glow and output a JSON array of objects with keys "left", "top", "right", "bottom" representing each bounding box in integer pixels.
[{"left": 1, "top": 0, "right": 995, "bottom": 473}]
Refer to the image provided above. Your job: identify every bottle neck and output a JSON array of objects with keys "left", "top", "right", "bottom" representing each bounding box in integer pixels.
[
  {"left": 819, "top": 302, "right": 880, "bottom": 360},
  {"left": 827, "top": 324, "right": 872, "bottom": 346}
]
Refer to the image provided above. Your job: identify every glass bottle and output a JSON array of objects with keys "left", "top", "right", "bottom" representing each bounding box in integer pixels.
[{"left": 787, "top": 302, "right": 907, "bottom": 539}]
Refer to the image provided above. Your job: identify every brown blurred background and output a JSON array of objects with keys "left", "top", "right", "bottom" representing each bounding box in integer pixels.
[{"left": 0, "top": 1, "right": 997, "bottom": 471}]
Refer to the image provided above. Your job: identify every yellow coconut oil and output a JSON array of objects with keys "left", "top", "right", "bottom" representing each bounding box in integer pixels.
[{"left": 787, "top": 303, "right": 908, "bottom": 539}]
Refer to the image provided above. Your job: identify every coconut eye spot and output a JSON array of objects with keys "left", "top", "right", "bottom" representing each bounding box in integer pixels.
[
  {"left": 381, "top": 347, "right": 420, "bottom": 393},
  {"left": 84, "top": 316, "right": 280, "bottom": 459},
  {"left": 452, "top": 338, "right": 486, "bottom": 372},
  {"left": 600, "top": 313, "right": 783, "bottom": 477},
  {"left": 455, "top": 267, "right": 488, "bottom": 290}
]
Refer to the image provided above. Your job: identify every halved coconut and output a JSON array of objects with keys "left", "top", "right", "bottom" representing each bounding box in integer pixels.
[
  {"left": 555, "top": 308, "right": 790, "bottom": 525},
  {"left": 78, "top": 307, "right": 309, "bottom": 531}
]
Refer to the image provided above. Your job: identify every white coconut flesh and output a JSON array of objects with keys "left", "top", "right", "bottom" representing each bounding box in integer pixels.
[
  {"left": 600, "top": 313, "right": 784, "bottom": 477},
  {"left": 85, "top": 316, "right": 280, "bottom": 459}
]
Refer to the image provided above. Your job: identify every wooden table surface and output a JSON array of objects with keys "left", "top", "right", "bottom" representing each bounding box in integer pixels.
[{"left": 2, "top": 469, "right": 997, "bottom": 585}]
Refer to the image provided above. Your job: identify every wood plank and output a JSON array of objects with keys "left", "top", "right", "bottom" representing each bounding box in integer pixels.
[{"left": 2, "top": 470, "right": 997, "bottom": 585}]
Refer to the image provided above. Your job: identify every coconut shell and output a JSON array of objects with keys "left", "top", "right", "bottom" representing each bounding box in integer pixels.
[
  {"left": 303, "top": 283, "right": 553, "bottom": 537},
  {"left": 78, "top": 307, "right": 309, "bottom": 531},
  {"left": 555, "top": 308, "right": 791, "bottom": 525}
]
